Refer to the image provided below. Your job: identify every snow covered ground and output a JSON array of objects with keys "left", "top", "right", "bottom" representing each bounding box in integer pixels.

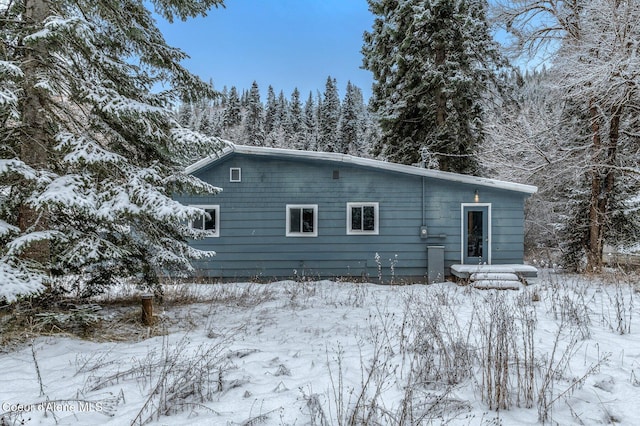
[{"left": 1, "top": 272, "right": 639, "bottom": 425}]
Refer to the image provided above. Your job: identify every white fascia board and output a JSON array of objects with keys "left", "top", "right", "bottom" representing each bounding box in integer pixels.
[
  {"left": 185, "top": 143, "right": 538, "bottom": 195},
  {"left": 184, "top": 140, "right": 236, "bottom": 175}
]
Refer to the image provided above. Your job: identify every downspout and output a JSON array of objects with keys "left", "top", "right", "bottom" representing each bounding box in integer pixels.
[{"left": 422, "top": 176, "right": 426, "bottom": 227}]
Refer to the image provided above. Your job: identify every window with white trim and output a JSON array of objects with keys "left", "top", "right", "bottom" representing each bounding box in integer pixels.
[
  {"left": 286, "top": 204, "right": 318, "bottom": 237},
  {"left": 190, "top": 205, "right": 220, "bottom": 237},
  {"left": 347, "top": 202, "right": 379, "bottom": 235},
  {"left": 230, "top": 167, "right": 241, "bottom": 182}
]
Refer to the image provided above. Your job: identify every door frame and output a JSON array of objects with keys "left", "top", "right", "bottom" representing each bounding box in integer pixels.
[{"left": 460, "top": 203, "right": 492, "bottom": 264}]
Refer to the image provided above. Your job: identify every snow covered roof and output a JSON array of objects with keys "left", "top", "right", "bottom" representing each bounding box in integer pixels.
[{"left": 186, "top": 143, "right": 538, "bottom": 195}]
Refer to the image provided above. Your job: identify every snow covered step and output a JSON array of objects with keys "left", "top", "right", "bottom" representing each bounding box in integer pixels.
[
  {"left": 470, "top": 272, "right": 520, "bottom": 282},
  {"left": 451, "top": 264, "right": 538, "bottom": 280},
  {"left": 473, "top": 280, "right": 523, "bottom": 290}
]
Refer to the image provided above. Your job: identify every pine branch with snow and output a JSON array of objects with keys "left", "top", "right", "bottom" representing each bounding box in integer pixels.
[{"left": 0, "top": 0, "right": 225, "bottom": 301}]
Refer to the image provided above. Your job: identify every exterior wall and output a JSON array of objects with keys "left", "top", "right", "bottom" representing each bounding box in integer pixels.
[{"left": 175, "top": 153, "right": 527, "bottom": 281}]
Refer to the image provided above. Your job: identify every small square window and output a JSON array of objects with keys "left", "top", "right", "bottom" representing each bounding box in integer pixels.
[
  {"left": 286, "top": 204, "right": 318, "bottom": 237},
  {"left": 347, "top": 203, "right": 379, "bottom": 235},
  {"left": 230, "top": 168, "right": 241, "bottom": 182},
  {"left": 190, "top": 205, "right": 219, "bottom": 237}
]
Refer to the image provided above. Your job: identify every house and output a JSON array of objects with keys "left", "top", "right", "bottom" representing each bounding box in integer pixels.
[{"left": 176, "top": 144, "right": 538, "bottom": 283}]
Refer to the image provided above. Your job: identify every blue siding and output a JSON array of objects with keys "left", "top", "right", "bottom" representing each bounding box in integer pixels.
[{"left": 175, "top": 153, "right": 528, "bottom": 281}]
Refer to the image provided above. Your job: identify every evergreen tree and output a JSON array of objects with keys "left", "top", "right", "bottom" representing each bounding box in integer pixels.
[
  {"left": 267, "top": 90, "right": 289, "bottom": 147},
  {"left": 363, "top": 0, "right": 505, "bottom": 173},
  {"left": 339, "top": 81, "right": 366, "bottom": 155},
  {"left": 177, "top": 103, "right": 196, "bottom": 128},
  {"left": 175, "top": 79, "right": 378, "bottom": 155},
  {"left": 0, "top": 0, "right": 225, "bottom": 301},
  {"left": 276, "top": 90, "right": 288, "bottom": 125},
  {"left": 362, "top": 104, "right": 380, "bottom": 158},
  {"left": 318, "top": 77, "right": 341, "bottom": 152},
  {"left": 264, "top": 85, "right": 278, "bottom": 135},
  {"left": 315, "top": 90, "right": 324, "bottom": 148},
  {"left": 264, "top": 86, "right": 288, "bottom": 147},
  {"left": 303, "top": 92, "right": 318, "bottom": 150},
  {"left": 243, "top": 81, "right": 264, "bottom": 146},
  {"left": 223, "top": 86, "right": 242, "bottom": 128},
  {"left": 199, "top": 109, "right": 216, "bottom": 136},
  {"left": 219, "top": 86, "right": 229, "bottom": 108},
  {"left": 241, "top": 89, "right": 249, "bottom": 107},
  {"left": 287, "top": 88, "right": 303, "bottom": 148}
]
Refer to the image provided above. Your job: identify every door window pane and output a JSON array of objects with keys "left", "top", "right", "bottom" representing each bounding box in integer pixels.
[{"left": 467, "top": 211, "right": 483, "bottom": 257}]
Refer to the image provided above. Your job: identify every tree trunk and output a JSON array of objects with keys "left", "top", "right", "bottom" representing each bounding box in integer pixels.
[
  {"left": 586, "top": 101, "right": 621, "bottom": 272},
  {"left": 17, "top": 0, "right": 51, "bottom": 266},
  {"left": 434, "top": 43, "right": 447, "bottom": 170},
  {"left": 586, "top": 99, "right": 603, "bottom": 272}
]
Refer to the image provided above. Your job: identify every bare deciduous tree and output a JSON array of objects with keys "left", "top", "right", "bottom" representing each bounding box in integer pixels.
[{"left": 490, "top": 0, "right": 640, "bottom": 270}]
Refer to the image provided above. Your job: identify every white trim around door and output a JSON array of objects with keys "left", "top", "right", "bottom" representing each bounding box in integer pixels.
[{"left": 460, "top": 203, "right": 492, "bottom": 264}]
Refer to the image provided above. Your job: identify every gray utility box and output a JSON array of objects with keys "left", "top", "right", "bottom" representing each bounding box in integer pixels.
[{"left": 427, "top": 246, "right": 445, "bottom": 284}]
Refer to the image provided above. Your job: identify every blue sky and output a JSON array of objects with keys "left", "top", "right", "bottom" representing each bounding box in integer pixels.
[{"left": 156, "top": 0, "right": 375, "bottom": 101}]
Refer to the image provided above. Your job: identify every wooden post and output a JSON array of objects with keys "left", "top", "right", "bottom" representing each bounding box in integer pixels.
[{"left": 141, "top": 293, "right": 153, "bottom": 325}]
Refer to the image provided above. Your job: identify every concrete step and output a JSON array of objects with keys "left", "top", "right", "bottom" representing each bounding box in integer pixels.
[
  {"left": 472, "top": 279, "right": 523, "bottom": 290},
  {"left": 451, "top": 264, "right": 538, "bottom": 279},
  {"left": 470, "top": 272, "right": 520, "bottom": 282}
]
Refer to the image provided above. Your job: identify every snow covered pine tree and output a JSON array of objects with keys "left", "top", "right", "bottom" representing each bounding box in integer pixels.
[
  {"left": 318, "top": 76, "right": 341, "bottom": 153},
  {"left": 0, "top": 0, "right": 225, "bottom": 301},
  {"left": 363, "top": 0, "right": 505, "bottom": 173}
]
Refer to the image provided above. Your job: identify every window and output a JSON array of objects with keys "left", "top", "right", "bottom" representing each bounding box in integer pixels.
[
  {"left": 286, "top": 204, "right": 318, "bottom": 237},
  {"left": 347, "top": 202, "right": 379, "bottom": 235},
  {"left": 190, "top": 205, "right": 219, "bottom": 237},
  {"left": 230, "top": 168, "right": 241, "bottom": 182}
]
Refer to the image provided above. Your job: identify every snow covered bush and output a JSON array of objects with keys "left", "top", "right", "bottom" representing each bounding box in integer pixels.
[{"left": 0, "top": 0, "right": 226, "bottom": 301}]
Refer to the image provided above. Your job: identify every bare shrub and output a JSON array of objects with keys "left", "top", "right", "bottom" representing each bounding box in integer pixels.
[
  {"left": 598, "top": 274, "right": 634, "bottom": 335},
  {"left": 405, "top": 290, "right": 475, "bottom": 388},
  {"left": 282, "top": 280, "right": 318, "bottom": 308},
  {"left": 469, "top": 277, "right": 610, "bottom": 421},
  {"left": 557, "top": 289, "right": 592, "bottom": 340},
  {"left": 1, "top": 342, "right": 125, "bottom": 425},
  {"left": 318, "top": 290, "right": 475, "bottom": 425},
  {"left": 543, "top": 275, "right": 592, "bottom": 340},
  {"left": 27, "top": 304, "right": 102, "bottom": 336},
  {"left": 476, "top": 293, "right": 516, "bottom": 411},
  {"left": 74, "top": 332, "right": 233, "bottom": 425},
  {"left": 325, "top": 338, "right": 395, "bottom": 426},
  {"left": 342, "top": 282, "right": 369, "bottom": 308},
  {"left": 514, "top": 290, "right": 537, "bottom": 409},
  {"left": 536, "top": 321, "right": 609, "bottom": 423},
  {"left": 96, "top": 280, "right": 277, "bottom": 308},
  {"left": 476, "top": 291, "right": 539, "bottom": 411},
  {"left": 168, "top": 282, "right": 276, "bottom": 307},
  {"left": 300, "top": 390, "right": 329, "bottom": 426},
  {"left": 362, "top": 288, "right": 475, "bottom": 423},
  {"left": 129, "top": 335, "right": 230, "bottom": 424}
]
